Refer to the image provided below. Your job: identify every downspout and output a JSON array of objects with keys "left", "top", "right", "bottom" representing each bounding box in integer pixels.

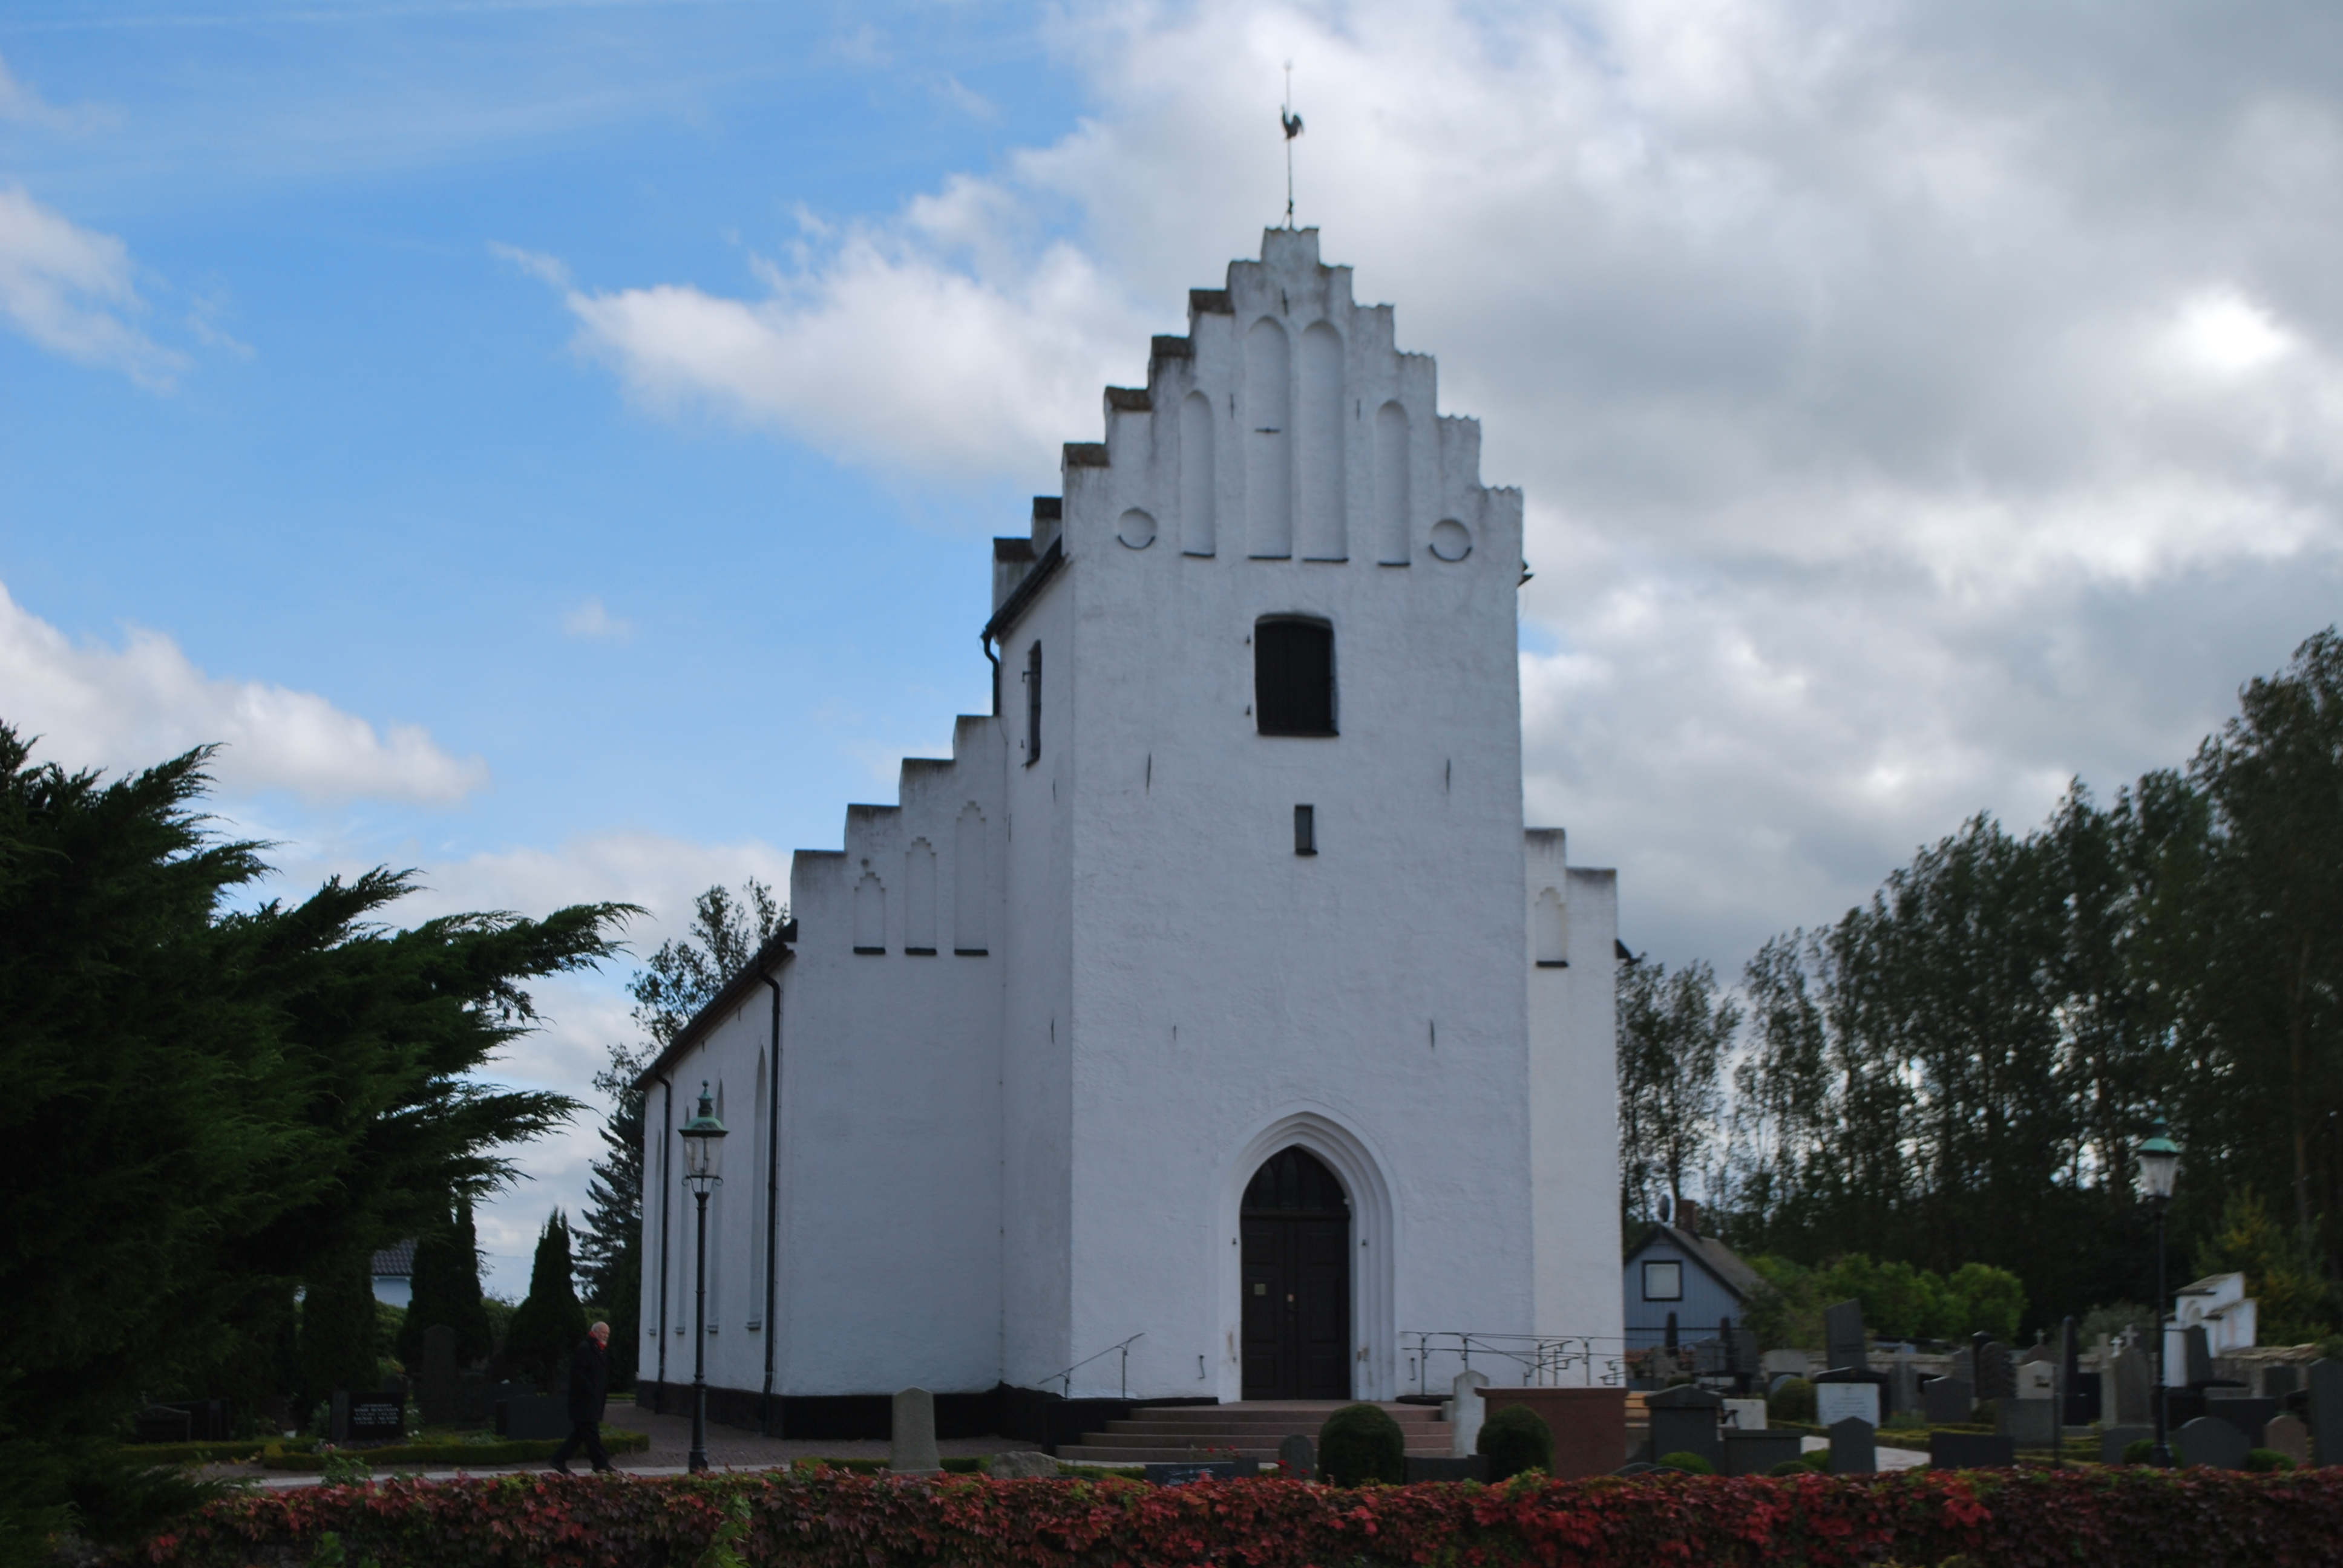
[
  {"left": 980, "top": 630, "right": 1000, "bottom": 716},
  {"left": 654, "top": 1072, "right": 674, "bottom": 1411},
  {"left": 759, "top": 969, "right": 784, "bottom": 1436}
]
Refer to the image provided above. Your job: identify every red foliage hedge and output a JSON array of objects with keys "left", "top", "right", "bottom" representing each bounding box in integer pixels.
[{"left": 137, "top": 1466, "right": 2343, "bottom": 1568}]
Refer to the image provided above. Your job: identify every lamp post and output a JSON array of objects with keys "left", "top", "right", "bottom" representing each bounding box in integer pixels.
[
  {"left": 680, "top": 1081, "right": 729, "bottom": 1475},
  {"left": 2135, "top": 1119, "right": 2180, "bottom": 1467}
]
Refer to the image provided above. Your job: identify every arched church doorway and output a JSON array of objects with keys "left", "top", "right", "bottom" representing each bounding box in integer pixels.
[{"left": 1240, "top": 1146, "right": 1352, "bottom": 1399}]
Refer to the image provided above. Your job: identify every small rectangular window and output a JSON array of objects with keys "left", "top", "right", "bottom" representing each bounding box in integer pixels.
[
  {"left": 1294, "top": 804, "right": 1316, "bottom": 856},
  {"left": 1255, "top": 617, "right": 1335, "bottom": 735},
  {"left": 1024, "top": 641, "right": 1043, "bottom": 765},
  {"left": 1643, "top": 1260, "right": 1683, "bottom": 1302}
]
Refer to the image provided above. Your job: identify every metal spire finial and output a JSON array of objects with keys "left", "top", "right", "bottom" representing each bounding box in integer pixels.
[{"left": 1280, "top": 61, "right": 1304, "bottom": 228}]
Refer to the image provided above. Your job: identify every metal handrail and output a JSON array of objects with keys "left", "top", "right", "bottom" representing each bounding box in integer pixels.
[
  {"left": 1402, "top": 1331, "right": 1629, "bottom": 1394},
  {"left": 1042, "top": 1332, "right": 1145, "bottom": 1400}
]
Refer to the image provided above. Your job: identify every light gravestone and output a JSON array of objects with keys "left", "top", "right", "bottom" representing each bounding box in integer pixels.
[
  {"left": 1815, "top": 1382, "right": 1879, "bottom": 1429},
  {"left": 1278, "top": 1434, "right": 1316, "bottom": 1478},
  {"left": 2111, "top": 1347, "right": 2154, "bottom": 1426},
  {"left": 1823, "top": 1301, "right": 1868, "bottom": 1370},
  {"left": 1722, "top": 1398, "right": 1767, "bottom": 1431},
  {"left": 1828, "top": 1416, "right": 1876, "bottom": 1475},
  {"left": 1921, "top": 1376, "right": 1973, "bottom": 1426},
  {"left": 2263, "top": 1414, "right": 2311, "bottom": 1469},
  {"left": 1889, "top": 1354, "right": 1921, "bottom": 1418},
  {"left": 2014, "top": 1362, "right": 2055, "bottom": 1400},
  {"left": 418, "top": 1325, "right": 460, "bottom": 1430},
  {"left": 1449, "top": 1368, "right": 1489, "bottom": 1457},
  {"left": 2174, "top": 1415, "right": 2249, "bottom": 1471},
  {"left": 2309, "top": 1360, "right": 2342, "bottom": 1466},
  {"left": 890, "top": 1387, "right": 941, "bottom": 1476}
]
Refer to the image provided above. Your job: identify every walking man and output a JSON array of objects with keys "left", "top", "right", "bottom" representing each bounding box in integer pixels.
[{"left": 550, "top": 1321, "right": 612, "bottom": 1474}]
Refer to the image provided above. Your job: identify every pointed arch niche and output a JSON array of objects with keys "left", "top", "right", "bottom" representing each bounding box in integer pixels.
[
  {"left": 1217, "top": 1110, "right": 1395, "bottom": 1402},
  {"left": 1245, "top": 317, "right": 1292, "bottom": 559}
]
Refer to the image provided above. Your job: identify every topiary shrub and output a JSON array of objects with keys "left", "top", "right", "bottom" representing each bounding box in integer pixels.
[
  {"left": 1476, "top": 1403, "right": 1555, "bottom": 1481},
  {"left": 1767, "top": 1459, "right": 1810, "bottom": 1477},
  {"left": 1767, "top": 1377, "right": 1815, "bottom": 1425},
  {"left": 1659, "top": 1450, "right": 1714, "bottom": 1474},
  {"left": 1317, "top": 1403, "right": 1406, "bottom": 1487},
  {"left": 2249, "top": 1448, "right": 2296, "bottom": 1472},
  {"left": 2123, "top": 1439, "right": 2155, "bottom": 1465}
]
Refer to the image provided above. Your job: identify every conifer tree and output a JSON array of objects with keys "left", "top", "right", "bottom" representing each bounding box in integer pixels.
[
  {"left": 395, "top": 1198, "right": 494, "bottom": 1369},
  {"left": 297, "top": 1254, "right": 382, "bottom": 1409},
  {"left": 503, "top": 1212, "right": 588, "bottom": 1391}
]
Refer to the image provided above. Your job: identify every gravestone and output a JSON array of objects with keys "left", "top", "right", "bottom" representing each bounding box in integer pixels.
[
  {"left": 1815, "top": 1382, "right": 1879, "bottom": 1429},
  {"left": 1921, "top": 1376, "right": 1973, "bottom": 1426},
  {"left": 1948, "top": 1347, "right": 1976, "bottom": 1387},
  {"left": 1929, "top": 1431, "right": 2014, "bottom": 1469},
  {"left": 329, "top": 1390, "right": 351, "bottom": 1444},
  {"left": 2014, "top": 1361, "right": 2055, "bottom": 1400},
  {"left": 2065, "top": 1370, "right": 2102, "bottom": 1426},
  {"left": 2202, "top": 1394, "right": 2279, "bottom": 1446},
  {"left": 1449, "top": 1368, "right": 1489, "bottom": 1457},
  {"left": 1722, "top": 1397, "right": 1767, "bottom": 1431},
  {"left": 1974, "top": 1341, "right": 2016, "bottom": 1403},
  {"left": 346, "top": 1395, "right": 404, "bottom": 1447},
  {"left": 418, "top": 1325, "right": 461, "bottom": 1429},
  {"left": 2264, "top": 1364, "right": 2301, "bottom": 1400},
  {"left": 2099, "top": 1425, "right": 2153, "bottom": 1464},
  {"left": 988, "top": 1451, "right": 1058, "bottom": 1478},
  {"left": 1760, "top": 1350, "right": 1812, "bottom": 1382},
  {"left": 1645, "top": 1383, "right": 1724, "bottom": 1474},
  {"left": 1829, "top": 1416, "right": 1876, "bottom": 1474},
  {"left": 1145, "top": 1460, "right": 1247, "bottom": 1485},
  {"left": 1889, "top": 1354, "right": 1921, "bottom": 1418},
  {"left": 1823, "top": 1300, "right": 1868, "bottom": 1370},
  {"left": 1996, "top": 1397, "right": 2058, "bottom": 1450},
  {"left": 2111, "top": 1347, "right": 2153, "bottom": 1426},
  {"left": 2309, "top": 1359, "right": 2343, "bottom": 1466},
  {"left": 2173, "top": 1415, "right": 2249, "bottom": 1470},
  {"left": 2183, "top": 1325, "right": 2213, "bottom": 1388},
  {"left": 1278, "top": 1433, "right": 1316, "bottom": 1478},
  {"left": 891, "top": 1387, "right": 941, "bottom": 1475},
  {"left": 1722, "top": 1431, "right": 1803, "bottom": 1475},
  {"left": 1732, "top": 1328, "right": 1761, "bottom": 1382},
  {"left": 2263, "top": 1413, "right": 2311, "bottom": 1469},
  {"left": 1405, "top": 1456, "right": 1489, "bottom": 1482}
]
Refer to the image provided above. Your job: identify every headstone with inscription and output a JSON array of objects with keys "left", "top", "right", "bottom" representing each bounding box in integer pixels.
[
  {"left": 1829, "top": 1416, "right": 1876, "bottom": 1474},
  {"left": 1815, "top": 1382, "right": 1879, "bottom": 1429},
  {"left": 418, "top": 1325, "right": 460, "bottom": 1429},
  {"left": 1722, "top": 1397, "right": 1767, "bottom": 1431},
  {"left": 2263, "top": 1413, "right": 2311, "bottom": 1468},
  {"left": 2174, "top": 1415, "right": 2249, "bottom": 1470},
  {"left": 2309, "top": 1360, "right": 2342, "bottom": 1466},
  {"left": 346, "top": 1395, "right": 405, "bottom": 1447},
  {"left": 1922, "top": 1376, "right": 1973, "bottom": 1426},
  {"left": 1823, "top": 1301, "right": 1868, "bottom": 1371}
]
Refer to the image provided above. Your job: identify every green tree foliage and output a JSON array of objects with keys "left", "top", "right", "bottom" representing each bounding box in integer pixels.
[
  {"left": 1617, "top": 958, "right": 1740, "bottom": 1227},
  {"left": 394, "top": 1199, "right": 494, "bottom": 1370},
  {"left": 503, "top": 1212, "right": 588, "bottom": 1392},
  {"left": 625, "top": 881, "right": 783, "bottom": 1050},
  {"left": 1743, "top": 1254, "right": 2025, "bottom": 1347},
  {"left": 0, "top": 726, "right": 631, "bottom": 1557},
  {"left": 297, "top": 1254, "right": 382, "bottom": 1406},
  {"left": 2191, "top": 1187, "right": 2339, "bottom": 1345}
]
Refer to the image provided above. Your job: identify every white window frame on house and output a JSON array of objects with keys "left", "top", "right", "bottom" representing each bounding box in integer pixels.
[{"left": 1643, "top": 1260, "right": 1683, "bottom": 1302}]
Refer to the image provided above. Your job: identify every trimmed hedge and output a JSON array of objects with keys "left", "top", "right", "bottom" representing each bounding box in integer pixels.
[
  {"left": 255, "top": 1429, "right": 649, "bottom": 1471},
  {"left": 136, "top": 1465, "right": 2343, "bottom": 1568},
  {"left": 1476, "top": 1404, "right": 1554, "bottom": 1482},
  {"left": 1317, "top": 1403, "right": 1405, "bottom": 1488}
]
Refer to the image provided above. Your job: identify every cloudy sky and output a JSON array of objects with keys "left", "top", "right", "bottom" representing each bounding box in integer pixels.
[{"left": 6, "top": 0, "right": 2339, "bottom": 1291}]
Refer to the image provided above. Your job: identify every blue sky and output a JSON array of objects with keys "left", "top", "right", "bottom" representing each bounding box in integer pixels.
[{"left": 9, "top": 0, "right": 2343, "bottom": 1285}]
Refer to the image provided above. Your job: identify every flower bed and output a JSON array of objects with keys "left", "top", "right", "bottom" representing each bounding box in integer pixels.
[{"left": 134, "top": 1465, "right": 2343, "bottom": 1567}]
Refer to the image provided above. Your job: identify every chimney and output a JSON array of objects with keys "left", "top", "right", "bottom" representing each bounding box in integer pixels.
[{"left": 1677, "top": 1199, "right": 1700, "bottom": 1236}]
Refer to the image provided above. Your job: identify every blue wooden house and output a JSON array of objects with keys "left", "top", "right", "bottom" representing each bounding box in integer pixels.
[{"left": 1622, "top": 1218, "right": 1763, "bottom": 1351}]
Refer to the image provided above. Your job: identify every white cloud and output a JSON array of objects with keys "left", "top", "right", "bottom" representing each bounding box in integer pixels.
[
  {"left": 562, "top": 596, "right": 632, "bottom": 641},
  {"left": 0, "top": 185, "right": 187, "bottom": 387},
  {"left": 528, "top": 0, "right": 2343, "bottom": 968},
  {"left": 0, "top": 581, "right": 489, "bottom": 805}
]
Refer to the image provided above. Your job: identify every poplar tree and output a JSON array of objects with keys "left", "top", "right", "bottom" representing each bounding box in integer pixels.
[{"left": 503, "top": 1212, "right": 588, "bottom": 1391}]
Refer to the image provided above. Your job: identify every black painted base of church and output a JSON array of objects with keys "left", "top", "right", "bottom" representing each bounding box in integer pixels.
[{"left": 634, "top": 1381, "right": 1217, "bottom": 1451}]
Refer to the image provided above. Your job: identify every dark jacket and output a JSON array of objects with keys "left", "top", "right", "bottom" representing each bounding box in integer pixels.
[{"left": 566, "top": 1336, "right": 609, "bottom": 1423}]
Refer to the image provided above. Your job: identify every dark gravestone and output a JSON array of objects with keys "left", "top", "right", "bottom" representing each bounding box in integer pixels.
[
  {"left": 2174, "top": 1415, "right": 2250, "bottom": 1471},
  {"left": 1829, "top": 1417, "right": 1876, "bottom": 1474},
  {"left": 418, "top": 1324, "right": 461, "bottom": 1430},
  {"left": 2100, "top": 1425, "right": 2154, "bottom": 1464},
  {"left": 1145, "top": 1460, "right": 1248, "bottom": 1486},
  {"left": 497, "top": 1394, "right": 569, "bottom": 1440},
  {"left": 1930, "top": 1431, "right": 2014, "bottom": 1469},
  {"left": 329, "top": 1390, "right": 351, "bottom": 1444},
  {"left": 1404, "top": 1456, "right": 1488, "bottom": 1483},
  {"left": 2264, "top": 1364, "right": 2301, "bottom": 1400},
  {"left": 2163, "top": 1389, "right": 2208, "bottom": 1429},
  {"left": 1279, "top": 1434, "right": 1316, "bottom": 1478},
  {"left": 346, "top": 1396, "right": 404, "bottom": 1448},
  {"left": 2203, "top": 1394, "right": 2279, "bottom": 1446},
  {"left": 2183, "top": 1325, "right": 2214, "bottom": 1388},
  {"left": 1996, "top": 1397, "right": 2058, "bottom": 1450},
  {"left": 1949, "top": 1347, "right": 1976, "bottom": 1387},
  {"left": 1646, "top": 1383, "right": 1724, "bottom": 1473},
  {"left": 2111, "top": 1348, "right": 2153, "bottom": 1426},
  {"left": 2309, "top": 1360, "right": 2343, "bottom": 1467},
  {"left": 1723, "top": 1431, "right": 1802, "bottom": 1475},
  {"left": 1823, "top": 1300, "right": 1868, "bottom": 1371},
  {"left": 2065, "top": 1370, "right": 2102, "bottom": 1425},
  {"left": 1974, "top": 1341, "right": 2016, "bottom": 1403},
  {"left": 1922, "top": 1375, "right": 1974, "bottom": 1426}
]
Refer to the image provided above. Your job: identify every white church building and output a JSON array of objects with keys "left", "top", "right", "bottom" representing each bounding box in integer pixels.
[{"left": 633, "top": 229, "right": 1622, "bottom": 1439}]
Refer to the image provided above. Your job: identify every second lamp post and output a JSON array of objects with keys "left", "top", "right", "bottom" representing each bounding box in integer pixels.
[
  {"left": 2136, "top": 1119, "right": 2180, "bottom": 1467},
  {"left": 680, "top": 1082, "right": 729, "bottom": 1475}
]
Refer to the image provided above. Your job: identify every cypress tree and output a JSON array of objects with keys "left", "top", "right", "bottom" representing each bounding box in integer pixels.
[
  {"left": 503, "top": 1212, "right": 587, "bottom": 1392},
  {"left": 395, "top": 1198, "right": 494, "bottom": 1370},
  {"left": 298, "top": 1253, "right": 381, "bottom": 1408}
]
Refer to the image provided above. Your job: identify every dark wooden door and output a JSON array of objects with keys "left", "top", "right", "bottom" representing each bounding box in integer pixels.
[{"left": 1240, "top": 1148, "right": 1352, "bottom": 1399}]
